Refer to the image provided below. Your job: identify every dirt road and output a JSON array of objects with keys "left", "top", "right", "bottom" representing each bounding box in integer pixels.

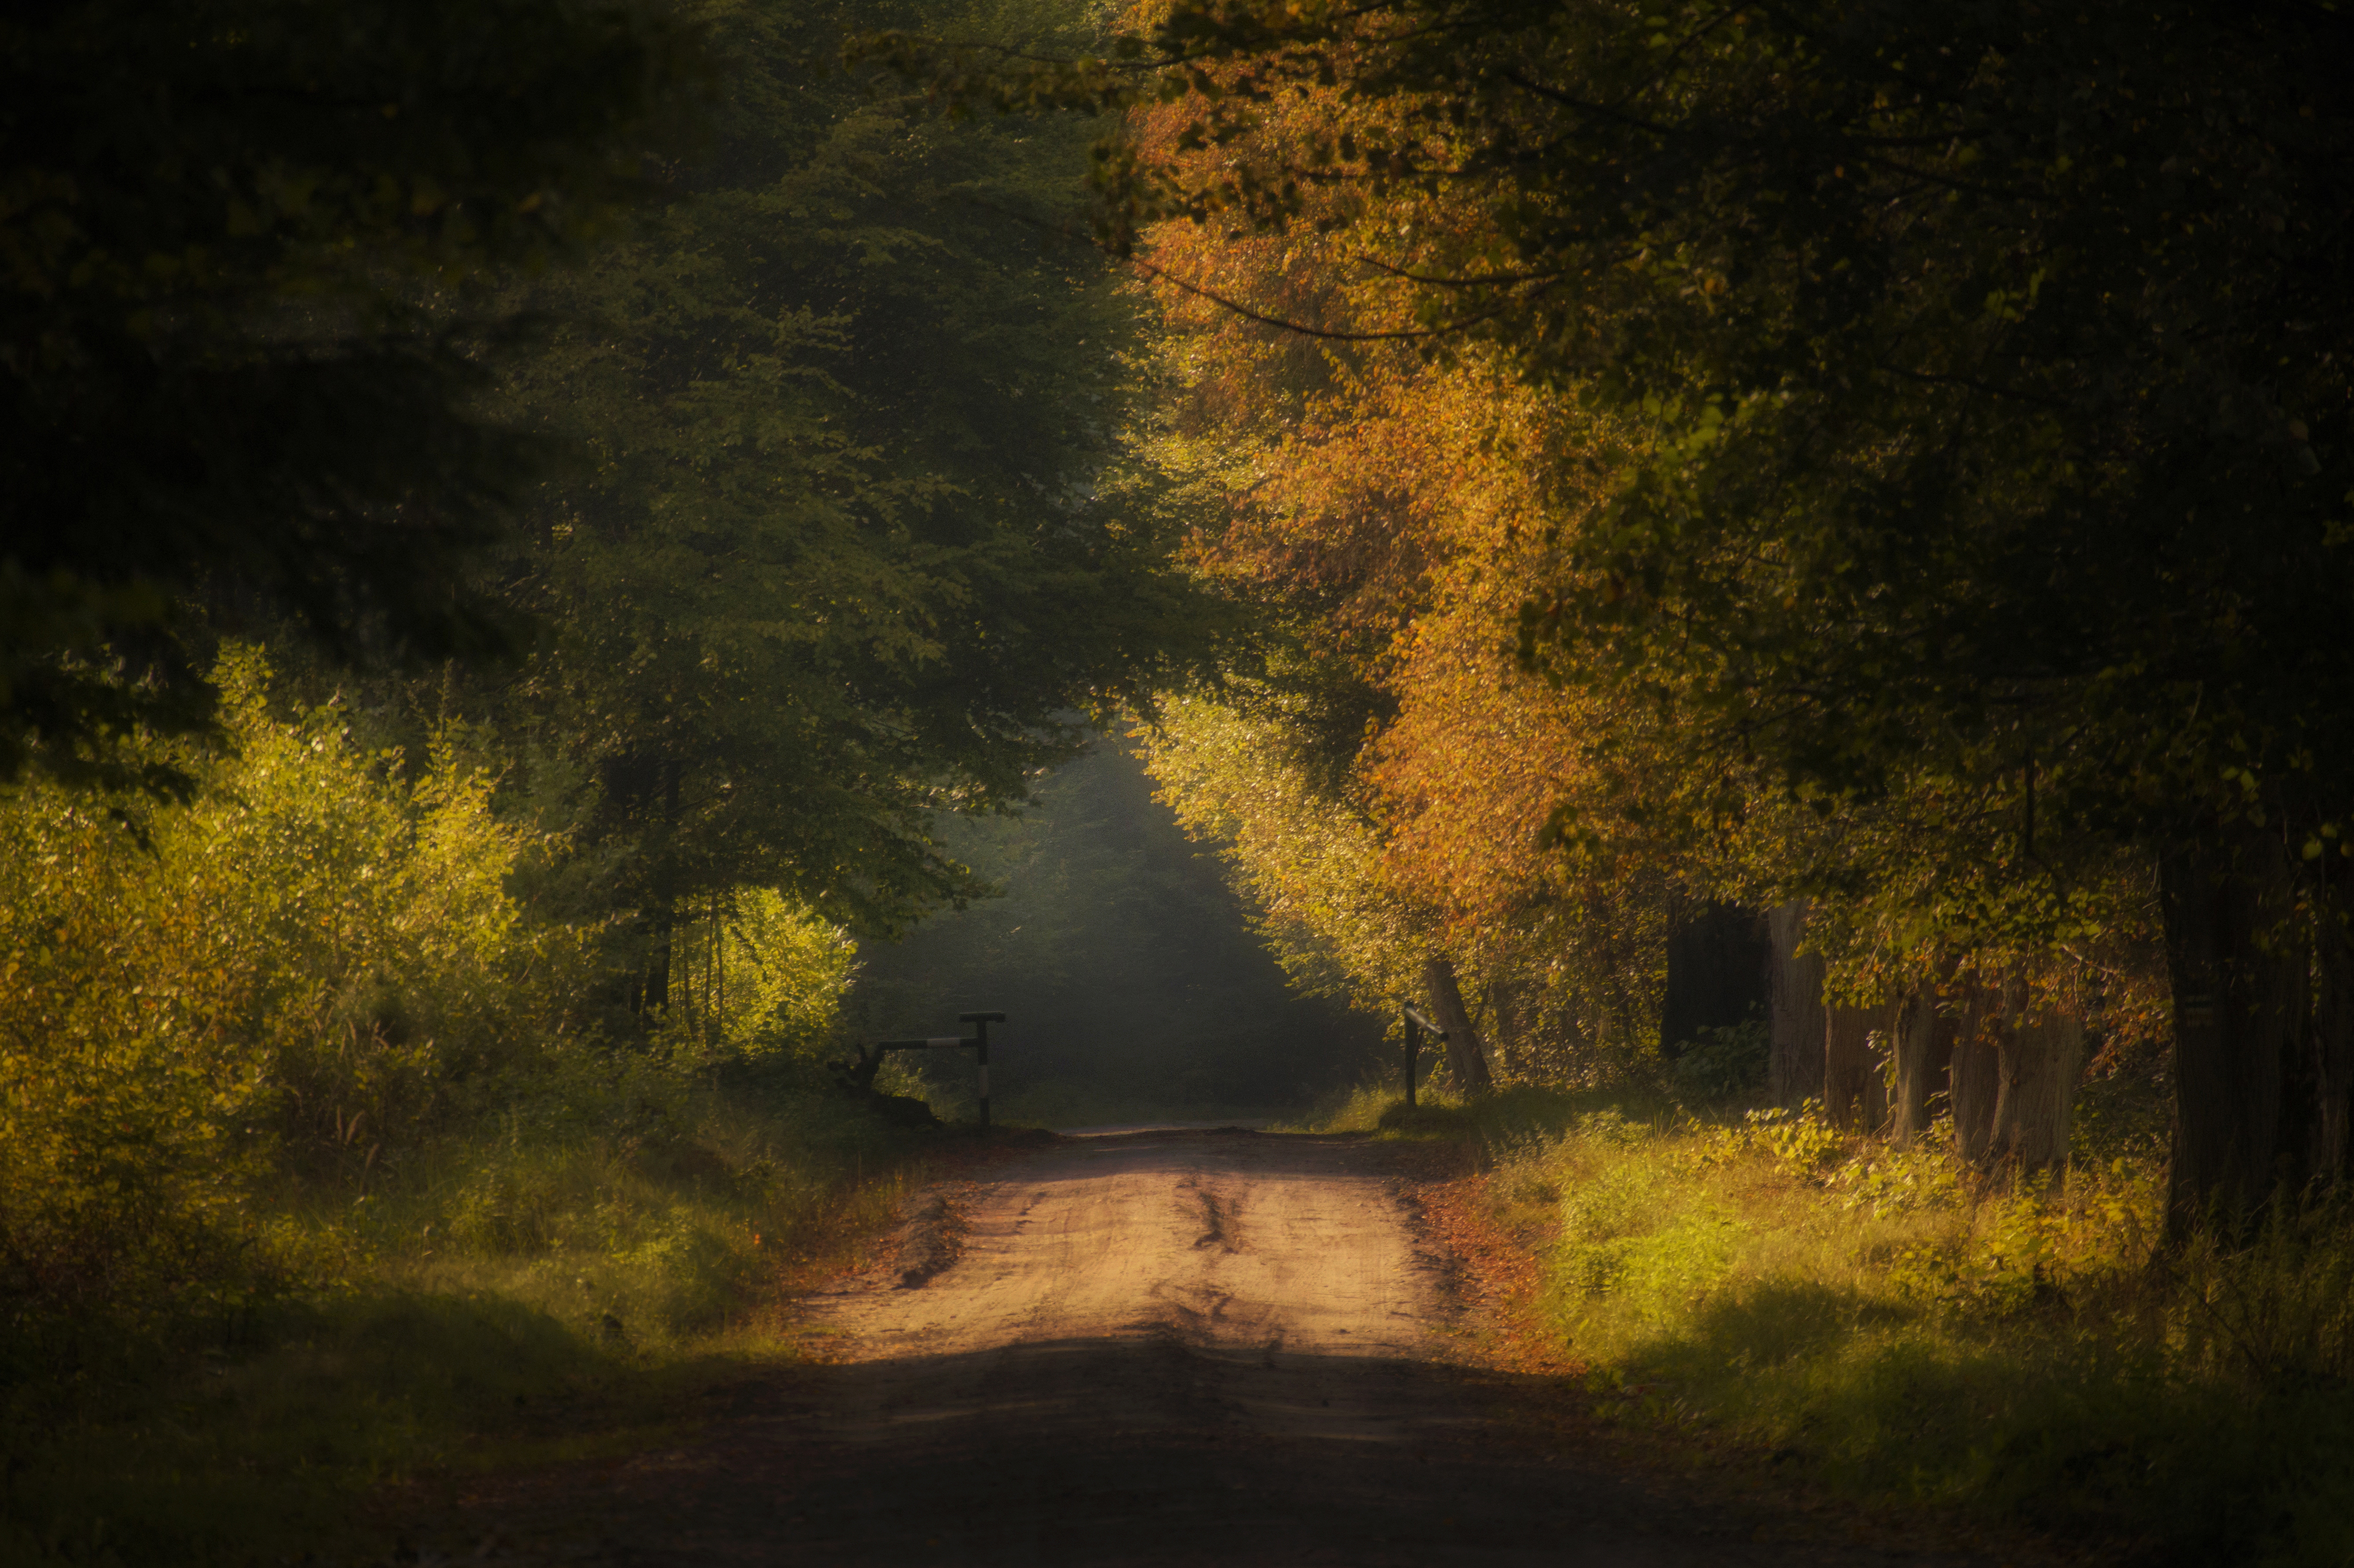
[{"left": 431, "top": 1130, "right": 2002, "bottom": 1565}]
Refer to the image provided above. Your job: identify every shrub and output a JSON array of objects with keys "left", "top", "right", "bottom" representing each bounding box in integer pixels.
[{"left": 1668, "top": 1018, "right": 1770, "bottom": 1103}]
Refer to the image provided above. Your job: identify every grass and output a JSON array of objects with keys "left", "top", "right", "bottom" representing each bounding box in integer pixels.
[
  {"left": 1317, "top": 1079, "right": 2354, "bottom": 1567},
  {"left": 1, "top": 1079, "right": 946, "bottom": 1567}
]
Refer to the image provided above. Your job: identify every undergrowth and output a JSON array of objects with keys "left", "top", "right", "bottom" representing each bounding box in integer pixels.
[
  {"left": 0, "top": 651, "right": 960, "bottom": 1564},
  {"left": 1337, "top": 1082, "right": 2354, "bottom": 1566},
  {"left": 2, "top": 1072, "right": 938, "bottom": 1567}
]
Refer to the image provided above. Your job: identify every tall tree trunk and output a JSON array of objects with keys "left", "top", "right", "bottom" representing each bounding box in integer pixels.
[
  {"left": 1422, "top": 956, "right": 1496, "bottom": 1096},
  {"left": 646, "top": 908, "right": 674, "bottom": 1012},
  {"left": 1987, "top": 976, "right": 2086, "bottom": 1181},
  {"left": 1768, "top": 901, "right": 1827, "bottom": 1109},
  {"left": 2159, "top": 824, "right": 2306, "bottom": 1239},
  {"left": 1890, "top": 984, "right": 1954, "bottom": 1147},
  {"left": 2315, "top": 909, "right": 2354, "bottom": 1183},
  {"left": 634, "top": 756, "right": 686, "bottom": 1017},
  {"left": 1556, "top": 1006, "right": 1593, "bottom": 1072},
  {"left": 1824, "top": 1000, "right": 1891, "bottom": 1132},
  {"left": 1659, "top": 900, "right": 1773, "bottom": 1055},
  {"left": 1950, "top": 980, "right": 2002, "bottom": 1165},
  {"left": 2279, "top": 952, "right": 2320, "bottom": 1192},
  {"left": 1486, "top": 980, "right": 1528, "bottom": 1081}
]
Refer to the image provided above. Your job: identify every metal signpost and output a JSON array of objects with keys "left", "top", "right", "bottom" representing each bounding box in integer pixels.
[
  {"left": 1400, "top": 1005, "right": 1446, "bottom": 1109},
  {"left": 874, "top": 1011, "right": 1005, "bottom": 1130}
]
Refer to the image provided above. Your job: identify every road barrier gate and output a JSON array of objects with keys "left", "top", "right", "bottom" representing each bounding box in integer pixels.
[{"left": 875, "top": 1011, "right": 1005, "bottom": 1130}]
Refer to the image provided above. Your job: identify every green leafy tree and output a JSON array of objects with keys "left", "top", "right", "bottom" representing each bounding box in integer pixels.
[
  {"left": 486, "top": 0, "right": 1229, "bottom": 989},
  {"left": 1, "top": 0, "right": 709, "bottom": 793},
  {"left": 0, "top": 648, "right": 605, "bottom": 1345}
]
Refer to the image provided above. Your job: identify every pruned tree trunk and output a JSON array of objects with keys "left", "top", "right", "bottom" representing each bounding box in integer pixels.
[
  {"left": 1950, "top": 980, "right": 2002, "bottom": 1165},
  {"left": 1659, "top": 900, "right": 1772, "bottom": 1055},
  {"left": 1422, "top": 955, "right": 1496, "bottom": 1096},
  {"left": 620, "top": 754, "right": 685, "bottom": 1017},
  {"left": 1987, "top": 976, "right": 2087, "bottom": 1181},
  {"left": 1768, "top": 901, "right": 1827, "bottom": 1109},
  {"left": 1825, "top": 1000, "right": 1891, "bottom": 1133},
  {"left": 1889, "top": 984, "right": 1954, "bottom": 1147},
  {"left": 2160, "top": 824, "right": 2306, "bottom": 1239}
]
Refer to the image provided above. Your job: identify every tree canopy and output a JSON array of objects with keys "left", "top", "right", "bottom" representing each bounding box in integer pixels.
[
  {"left": 0, "top": 0, "right": 710, "bottom": 794},
  {"left": 866, "top": 0, "right": 2354, "bottom": 1220},
  {"left": 470, "top": 0, "right": 1234, "bottom": 955}
]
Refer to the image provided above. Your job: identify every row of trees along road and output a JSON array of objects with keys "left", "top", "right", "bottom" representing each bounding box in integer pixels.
[
  {"left": 9, "top": 0, "right": 2353, "bottom": 1245},
  {"left": 878, "top": 0, "right": 2354, "bottom": 1234},
  {"left": 3, "top": 0, "right": 1233, "bottom": 1051}
]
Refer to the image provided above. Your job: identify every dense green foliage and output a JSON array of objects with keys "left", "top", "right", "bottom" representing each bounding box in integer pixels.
[
  {"left": 0, "top": 648, "right": 929, "bottom": 1563},
  {"left": 0, "top": 1, "right": 1264, "bottom": 1560},
  {"left": 884, "top": 0, "right": 2354, "bottom": 1224},
  {"left": 486, "top": 0, "right": 1229, "bottom": 944},
  {"left": 22, "top": 0, "right": 2354, "bottom": 1561},
  {"left": 0, "top": 0, "right": 708, "bottom": 794}
]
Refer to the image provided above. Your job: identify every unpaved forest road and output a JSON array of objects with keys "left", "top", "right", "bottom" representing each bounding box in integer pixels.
[{"left": 427, "top": 1131, "right": 2007, "bottom": 1567}]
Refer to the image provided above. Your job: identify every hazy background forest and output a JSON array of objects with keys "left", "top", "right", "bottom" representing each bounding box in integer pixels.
[{"left": 7, "top": 0, "right": 2354, "bottom": 1563}]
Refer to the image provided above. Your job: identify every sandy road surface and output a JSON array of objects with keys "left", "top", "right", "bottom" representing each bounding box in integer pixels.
[
  {"left": 810, "top": 1126, "right": 1431, "bottom": 1368},
  {"left": 425, "top": 1131, "right": 2005, "bottom": 1566}
]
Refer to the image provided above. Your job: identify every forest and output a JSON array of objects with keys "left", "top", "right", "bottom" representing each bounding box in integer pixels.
[{"left": 5, "top": 0, "right": 2354, "bottom": 1563}]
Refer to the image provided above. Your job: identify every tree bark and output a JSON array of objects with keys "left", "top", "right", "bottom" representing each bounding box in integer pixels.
[
  {"left": 1889, "top": 984, "right": 1954, "bottom": 1147},
  {"left": 1485, "top": 980, "right": 1528, "bottom": 1081},
  {"left": 2314, "top": 910, "right": 2354, "bottom": 1183},
  {"left": 1659, "top": 900, "right": 1772, "bottom": 1055},
  {"left": 1422, "top": 955, "right": 1496, "bottom": 1096},
  {"left": 1768, "top": 901, "right": 1827, "bottom": 1109},
  {"left": 1824, "top": 999, "right": 1891, "bottom": 1133},
  {"left": 1950, "top": 980, "right": 2002, "bottom": 1165},
  {"left": 2159, "top": 824, "right": 2306, "bottom": 1239},
  {"left": 1987, "top": 976, "right": 2086, "bottom": 1180}
]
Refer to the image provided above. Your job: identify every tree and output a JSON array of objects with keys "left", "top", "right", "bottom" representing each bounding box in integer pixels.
[
  {"left": 1, "top": 0, "right": 707, "bottom": 794},
  {"left": 970, "top": 0, "right": 2354, "bottom": 1227},
  {"left": 475, "top": 0, "right": 1232, "bottom": 978}
]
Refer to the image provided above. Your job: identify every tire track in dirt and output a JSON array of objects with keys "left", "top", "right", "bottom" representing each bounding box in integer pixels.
[{"left": 405, "top": 1130, "right": 2036, "bottom": 1566}]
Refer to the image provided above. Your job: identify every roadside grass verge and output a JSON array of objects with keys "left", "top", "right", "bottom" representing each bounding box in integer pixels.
[
  {"left": 1, "top": 1083, "right": 942, "bottom": 1568},
  {"left": 1336, "top": 1085, "right": 2354, "bottom": 1567}
]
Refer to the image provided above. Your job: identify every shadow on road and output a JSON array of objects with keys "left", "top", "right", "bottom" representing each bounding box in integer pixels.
[{"left": 425, "top": 1335, "right": 1980, "bottom": 1567}]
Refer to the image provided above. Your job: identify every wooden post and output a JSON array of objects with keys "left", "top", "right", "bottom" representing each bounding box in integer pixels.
[
  {"left": 960, "top": 1012, "right": 1005, "bottom": 1132},
  {"left": 880, "top": 1011, "right": 1005, "bottom": 1131},
  {"left": 1402, "top": 1005, "right": 1445, "bottom": 1110},
  {"left": 1404, "top": 1010, "right": 1419, "bottom": 1108}
]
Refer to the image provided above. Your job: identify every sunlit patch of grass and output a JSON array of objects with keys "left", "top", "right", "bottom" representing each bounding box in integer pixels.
[
  {"left": 1409, "top": 1093, "right": 2354, "bottom": 1565},
  {"left": 1292, "top": 1081, "right": 1668, "bottom": 1143}
]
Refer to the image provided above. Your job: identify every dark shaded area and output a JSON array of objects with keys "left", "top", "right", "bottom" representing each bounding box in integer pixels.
[
  {"left": 414, "top": 1333, "right": 1993, "bottom": 1567},
  {"left": 0, "top": 0, "right": 706, "bottom": 794},
  {"left": 845, "top": 742, "right": 1379, "bottom": 1119},
  {"left": 1659, "top": 902, "right": 1770, "bottom": 1056}
]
